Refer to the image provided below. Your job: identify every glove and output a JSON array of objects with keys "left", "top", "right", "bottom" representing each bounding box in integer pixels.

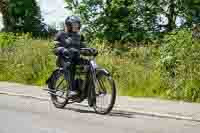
[
  {"left": 62, "top": 49, "right": 70, "bottom": 56},
  {"left": 54, "top": 47, "right": 69, "bottom": 56}
]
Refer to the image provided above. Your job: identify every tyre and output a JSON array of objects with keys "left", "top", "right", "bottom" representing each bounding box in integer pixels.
[
  {"left": 93, "top": 70, "right": 116, "bottom": 114},
  {"left": 48, "top": 70, "right": 69, "bottom": 108}
]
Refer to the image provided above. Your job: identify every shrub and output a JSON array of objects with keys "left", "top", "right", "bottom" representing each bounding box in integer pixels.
[{"left": 161, "top": 29, "right": 200, "bottom": 102}]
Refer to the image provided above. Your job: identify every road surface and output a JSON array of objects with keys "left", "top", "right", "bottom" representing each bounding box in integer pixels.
[{"left": 0, "top": 94, "right": 200, "bottom": 133}]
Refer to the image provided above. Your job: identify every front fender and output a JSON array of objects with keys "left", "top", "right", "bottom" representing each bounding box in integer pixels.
[{"left": 96, "top": 68, "right": 110, "bottom": 77}]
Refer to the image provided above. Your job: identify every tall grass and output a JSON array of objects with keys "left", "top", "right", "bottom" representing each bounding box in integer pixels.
[
  {"left": 95, "top": 45, "right": 164, "bottom": 97},
  {"left": 160, "top": 30, "right": 200, "bottom": 102},
  {"left": 0, "top": 33, "right": 56, "bottom": 85},
  {"left": 0, "top": 31, "right": 200, "bottom": 102},
  {"left": 0, "top": 33, "right": 163, "bottom": 97}
]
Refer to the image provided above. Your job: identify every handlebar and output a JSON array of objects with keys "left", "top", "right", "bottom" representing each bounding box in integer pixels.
[
  {"left": 80, "top": 48, "right": 98, "bottom": 56},
  {"left": 54, "top": 46, "right": 98, "bottom": 57}
]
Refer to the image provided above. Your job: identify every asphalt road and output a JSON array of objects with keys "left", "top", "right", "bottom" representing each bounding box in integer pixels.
[{"left": 0, "top": 95, "right": 200, "bottom": 133}]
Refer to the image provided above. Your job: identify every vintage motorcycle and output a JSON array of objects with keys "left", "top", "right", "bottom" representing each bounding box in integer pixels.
[{"left": 45, "top": 48, "right": 116, "bottom": 114}]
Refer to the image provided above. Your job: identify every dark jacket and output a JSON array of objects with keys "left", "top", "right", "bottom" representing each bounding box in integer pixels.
[
  {"left": 53, "top": 31, "right": 86, "bottom": 67},
  {"left": 54, "top": 31, "right": 86, "bottom": 49}
]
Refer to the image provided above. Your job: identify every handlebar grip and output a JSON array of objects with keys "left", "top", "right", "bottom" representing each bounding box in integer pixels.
[{"left": 80, "top": 48, "right": 98, "bottom": 56}]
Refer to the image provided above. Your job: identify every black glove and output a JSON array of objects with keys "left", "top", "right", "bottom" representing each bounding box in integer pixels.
[
  {"left": 62, "top": 49, "right": 70, "bottom": 56},
  {"left": 80, "top": 48, "right": 98, "bottom": 56},
  {"left": 54, "top": 47, "right": 69, "bottom": 56},
  {"left": 69, "top": 48, "right": 80, "bottom": 58}
]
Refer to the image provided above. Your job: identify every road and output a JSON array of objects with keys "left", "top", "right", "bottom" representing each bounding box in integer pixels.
[{"left": 0, "top": 94, "right": 200, "bottom": 133}]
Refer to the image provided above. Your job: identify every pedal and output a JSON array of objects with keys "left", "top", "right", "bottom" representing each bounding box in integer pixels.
[
  {"left": 68, "top": 96, "right": 82, "bottom": 103},
  {"left": 43, "top": 88, "right": 56, "bottom": 92},
  {"left": 48, "top": 91, "right": 67, "bottom": 99},
  {"left": 71, "top": 99, "right": 82, "bottom": 103}
]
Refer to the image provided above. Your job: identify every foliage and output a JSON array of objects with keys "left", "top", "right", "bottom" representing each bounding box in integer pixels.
[
  {"left": 95, "top": 42, "right": 163, "bottom": 97},
  {"left": 182, "top": 0, "right": 200, "bottom": 24},
  {"left": 0, "top": 31, "right": 200, "bottom": 102},
  {"left": 0, "top": 0, "right": 10, "bottom": 30},
  {"left": 0, "top": 0, "right": 43, "bottom": 36},
  {"left": 161, "top": 29, "right": 200, "bottom": 102},
  {"left": 0, "top": 32, "right": 17, "bottom": 49},
  {"left": 0, "top": 33, "right": 163, "bottom": 96},
  {"left": 0, "top": 33, "right": 56, "bottom": 85},
  {"left": 64, "top": 0, "right": 200, "bottom": 42},
  {"left": 65, "top": 0, "right": 162, "bottom": 42}
]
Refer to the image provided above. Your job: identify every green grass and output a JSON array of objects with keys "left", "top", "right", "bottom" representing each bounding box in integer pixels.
[
  {"left": 0, "top": 32, "right": 200, "bottom": 102},
  {"left": 96, "top": 53, "right": 164, "bottom": 97},
  {"left": 0, "top": 34, "right": 56, "bottom": 85},
  {"left": 0, "top": 34, "right": 163, "bottom": 98}
]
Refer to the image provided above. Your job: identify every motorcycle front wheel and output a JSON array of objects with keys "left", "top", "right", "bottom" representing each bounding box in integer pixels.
[{"left": 92, "top": 70, "right": 116, "bottom": 114}]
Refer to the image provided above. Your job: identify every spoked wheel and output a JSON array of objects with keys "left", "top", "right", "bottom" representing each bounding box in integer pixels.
[
  {"left": 93, "top": 70, "right": 116, "bottom": 114},
  {"left": 49, "top": 70, "right": 69, "bottom": 108}
]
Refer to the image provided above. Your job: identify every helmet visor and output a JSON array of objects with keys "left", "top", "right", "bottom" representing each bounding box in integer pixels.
[{"left": 71, "top": 22, "right": 80, "bottom": 32}]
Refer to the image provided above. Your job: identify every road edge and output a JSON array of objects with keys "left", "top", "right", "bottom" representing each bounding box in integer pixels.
[{"left": 0, "top": 91, "right": 200, "bottom": 122}]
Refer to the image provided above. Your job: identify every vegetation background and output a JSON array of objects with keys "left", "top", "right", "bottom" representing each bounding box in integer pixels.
[{"left": 0, "top": 0, "right": 200, "bottom": 102}]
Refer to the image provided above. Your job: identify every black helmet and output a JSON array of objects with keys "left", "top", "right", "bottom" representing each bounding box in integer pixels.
[{"left": 65, "top": 15, "right": 81, "bottom": 32}]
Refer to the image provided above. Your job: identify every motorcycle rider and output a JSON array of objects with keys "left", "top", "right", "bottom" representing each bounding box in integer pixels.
[{"left": 54, "top": 15, "right": 86, "bottom": 98}]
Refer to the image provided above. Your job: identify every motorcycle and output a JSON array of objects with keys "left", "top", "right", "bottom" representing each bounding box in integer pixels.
[{"left": 45, "top": 48, "right": 116, "bottom": 114}]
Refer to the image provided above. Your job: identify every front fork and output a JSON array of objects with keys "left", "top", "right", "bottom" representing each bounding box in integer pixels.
[{"left": 87, "top": 65, "right": 95, "bottom": 106}]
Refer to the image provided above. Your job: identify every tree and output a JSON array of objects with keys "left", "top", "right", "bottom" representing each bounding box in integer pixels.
[
  {"left": 8, "top": 0, "right": 42, "bottom": 34},
  {"left": 157, "top": 0, "right": 200, "bottom": 31},
  {"left": 65, "top": 0, "right": 161, "bottom": 42},
  {"left": 183, "top": 0, "right": 200, "bottom": 24},
  {"left": 65, "top": 0, "right": 79, "bottom": 13},
  {"left": 64, "top": 0, "right": 200, "bottom": 42},
  {"left": 0, "top": 0, "right": 12, "bottom": 31},
  {"left": 0, "top": 0, "right": 43, "bottom": 35}
]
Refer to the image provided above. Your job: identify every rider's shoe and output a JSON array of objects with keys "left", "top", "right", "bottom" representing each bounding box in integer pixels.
[{"left": 68, "top": 90, "right": 79, "bottom": 98}]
